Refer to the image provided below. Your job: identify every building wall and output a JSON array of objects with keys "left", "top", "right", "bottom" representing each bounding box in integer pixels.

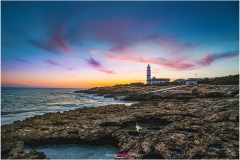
[
  {"left": 152, "top": 80, "right": 169, "bottom": 84},
  {"left": 185, "top": 80, "right": 197, "bottom": 85}
]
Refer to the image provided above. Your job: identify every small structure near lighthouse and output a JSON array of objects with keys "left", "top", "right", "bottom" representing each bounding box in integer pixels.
[
  {"left": 185, "top": 78, "right": 198, "bottom": 85},
  {"left": 151, "top": 77, "right": 170, "bottom": 84},
  {"left": 146, "top": 64, "right": 170, "bottom": 84}
]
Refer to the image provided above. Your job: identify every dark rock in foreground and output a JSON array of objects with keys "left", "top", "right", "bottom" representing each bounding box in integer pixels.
[{"left": 1, "top": 85, "right": 239, "bottom": 159}]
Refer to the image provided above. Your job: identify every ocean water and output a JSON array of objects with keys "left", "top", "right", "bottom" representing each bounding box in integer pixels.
[{"left": 1, "top": 87, "right": 135, "bottom": 125}]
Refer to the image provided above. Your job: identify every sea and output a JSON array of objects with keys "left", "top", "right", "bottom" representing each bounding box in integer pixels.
[
  {"left": 1, "top": 87, "right": 135, "bottom": 125},
  {"left": 1, "top": 87, "right": 135, "bottom": 159}
]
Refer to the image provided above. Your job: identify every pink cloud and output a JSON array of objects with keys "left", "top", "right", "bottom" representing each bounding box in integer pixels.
[
  {"left": 102, "top": 33, "right": 197, "bottom": 56},
  {"left": 86, "top": 57, "right": 116, "bottom": 74},
  {"left": 46, "top": 59, "right": 61, "bottom": 66},
  {"left": 98, "top": 69, "right": 116, "bottom": 74},
  {"left": 29, "top": 13, "right": 234, "bottom": 72},
  {"left": 30, "top": 22, "right": 73, "bottom": 55},
  {"left": 88, "top": 49, "right": 101, "bottom": 54},
  {"left": 106, "top": 51, "right": 238, "bottom": 70},
  {"left": 107, "top": 55, "right": 197, "bottom": 70},
  {"left": 199, "top": 51, "right": 238, "bottom": 66},
  {"left": 45, "top": 59, "right": 73, "bottom": 70},
  {"left": 86, "top": 57, "right": 101, "bottom": 68},
  {"left": 29, "top": 40, "right": 57, "bottom": 54},
  {"left": 148, "top": 35, "right": 197, "bottom": 55},
  {"left": 80, "top": 16, "right": 156, "bottom": 53},
  {"left": 109, "top": 43, "right": 132, "bottom": 53},
  {"left": 83, "top": 17, "right": 140, "bottom": 40},
  {"left": 51, "top": 26, "right": 73, "bottom": 55},
  {"left": 15, "top": 58, "right": 32, "bottom": 64}
]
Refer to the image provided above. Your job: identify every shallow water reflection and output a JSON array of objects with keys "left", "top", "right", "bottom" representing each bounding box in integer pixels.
[{"left": 25, "top": 144, "right": 118, "bottom": 159}]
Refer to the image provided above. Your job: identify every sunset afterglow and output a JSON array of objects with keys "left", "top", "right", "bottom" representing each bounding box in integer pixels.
[{"left": 2, "top": 1, "right": 239, "bottom": 88}]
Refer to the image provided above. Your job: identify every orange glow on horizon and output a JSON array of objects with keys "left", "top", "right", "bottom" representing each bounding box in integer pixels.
[
  {"left": 2, "top": 59, "right": 238, "bottom": 88},
  {"left": 1, "top": 74, "right": 145, "bottom": 88}
]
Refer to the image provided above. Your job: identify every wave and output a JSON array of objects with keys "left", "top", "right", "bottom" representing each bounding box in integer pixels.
[
  {"left": 1, "top": 88, "right": 137, "bottom": 125},
  {"left": 1, "top": 109, "right": 43, "bottom": 116}
]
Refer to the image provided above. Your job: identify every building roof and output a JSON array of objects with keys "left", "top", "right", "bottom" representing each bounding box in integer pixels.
[
  {"left": 173, "top": 79, "right": 184, "bottom": 81},
  {"left": 152, "top": 77, "right": 170, "bottom": 81},
  {"left": 186, "top": 78, "right": 200, "bottom": 81}
]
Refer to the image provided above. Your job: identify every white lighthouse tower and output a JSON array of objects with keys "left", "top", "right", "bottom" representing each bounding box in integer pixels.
[{"left": 146, "top": 64, "right": 151, "bottom": 84}]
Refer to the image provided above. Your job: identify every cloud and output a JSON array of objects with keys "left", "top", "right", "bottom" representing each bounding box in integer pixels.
[
  {"left": 88, "top": 49, "right": 101, "bottom": 54},
  {"left": 146, "top": 35, "right": 198, "bottom": 55},
  {"left": 80, "top": 18, "right": 198, "bottom": 59},
  {"left": 29, "top": 13, "right": 194, "bottom": 59},
  {"left": 106, "top": 50, "right": 238, "bottom": 70},
  {"left": 199, "top": 51, "right": 239, "bottom": 66},
  {"left": 46, "top": 59, "right": 61, "bottom": 66},
  {"left": 106, "top": 55, "right": 165, "bottom": 64},
  {"left": 51, "top": 25, "right": 73, "bottom": 55},
  {"left": 29, "top": 40, "right": 58, "bottom": 54},
  {"left": 98, "top": 69, "right": 116, "bottom": 74},
  {"left": 29, "top": 20, "right": 73, "bottom": 55},
  {"left": 109, "top": 43, "right": 132, "bottom": 53},
  {"left": 15, "top": 58, "right": 32, "bottom": 64},
  {"left": 28, "top": 12, "right": 231, "bottom": 72},
  {"left": 85, "top": 57, "right": 116, "bottom": 74},
  {"left": 79, "top": 16, "right": 156, "bottom": 53},
  {"left": 86, "top": 57, "right": 101, "bottom": 68},
  {"left": 104, "top": 33, "right": 198, "bottom": 57},
  {"left": 45, "top": 59, "right": 73, "bottom": 70}
]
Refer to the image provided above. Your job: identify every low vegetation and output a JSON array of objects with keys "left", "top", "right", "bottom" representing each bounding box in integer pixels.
[{"left": 198, "top": 74, "right": 239, "bottom": 85}]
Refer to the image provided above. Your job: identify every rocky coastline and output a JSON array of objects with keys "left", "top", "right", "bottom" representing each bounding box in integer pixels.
[{"left": 1, "top": 84, "right": 239, "bottom": 159}]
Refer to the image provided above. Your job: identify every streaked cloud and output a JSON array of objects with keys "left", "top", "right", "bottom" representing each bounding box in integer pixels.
[
  {"left": 46, "top": 59, "right": 61, "bottom": 66},
  {"left": 98, "top": 69, "right": 116, "bottom": 74},
  {"left": 30, "top": 22, "right": 73, "bottom": 55},
  {"left": 199, "top": 51, "right": 239, "bottom": 66},
  {"left": 86, "top": 57, "right": 116, "bottom": 74},
  {"left": 45, "top": 59, "right": 72, "bottom": 70},
  {"left": 86, "top": 57, "right": 101, "bottom": 68},
  {"left": 88, "top": 49, "right": 102, "bottom": 54},
  {"left": 15, "top": 58, "right": 32, "bottom": 64},
  {"left": 107, "top": 51, "right": 239, "bottom": 70}
]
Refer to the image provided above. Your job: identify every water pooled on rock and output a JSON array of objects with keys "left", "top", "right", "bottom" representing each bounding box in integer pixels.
[{"left": 24, "top": 144, "right": 118, "bottom": 159}]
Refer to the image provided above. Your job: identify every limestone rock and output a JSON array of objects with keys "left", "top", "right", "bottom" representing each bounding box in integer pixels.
[{"left": 1, "top": 84, "right": 239, "bottom": 159}]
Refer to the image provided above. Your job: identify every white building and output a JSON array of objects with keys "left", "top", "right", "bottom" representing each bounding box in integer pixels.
[
  {"left": 151, "top": 77, "right": 170, "bottom": 84},
  {"left": 185, "top": 78, "right": 198, "bottom": 85},
  {"left": 173, "top": 79, "right": 185, "bottom": 84},
  {"left": 146, "top": 64, "right": 170, "bottom": 84}
]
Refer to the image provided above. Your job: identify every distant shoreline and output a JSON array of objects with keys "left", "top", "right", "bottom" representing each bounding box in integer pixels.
[{"left": 1, "top": 74, "right": 239, "bottom": 89}]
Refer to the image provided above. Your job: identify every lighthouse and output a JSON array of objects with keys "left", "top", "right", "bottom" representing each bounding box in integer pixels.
[{"left": 146, "top": 64, "right": 151, "bottom": 84}]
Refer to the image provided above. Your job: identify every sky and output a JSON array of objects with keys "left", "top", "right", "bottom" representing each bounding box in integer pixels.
[{"left": 1, "top": 1, "right": 239, "bottom": 88}]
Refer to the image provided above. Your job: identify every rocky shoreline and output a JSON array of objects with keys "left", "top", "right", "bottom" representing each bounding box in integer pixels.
[{"left": 1, "top": 84, "right": 239, "bottom": 159}]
